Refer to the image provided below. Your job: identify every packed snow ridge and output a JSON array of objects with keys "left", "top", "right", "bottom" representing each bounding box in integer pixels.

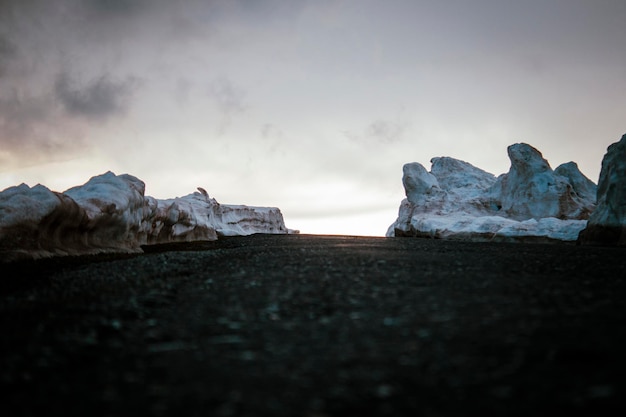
[
  {"left": 0, "top": 172, "right": 295, "bottom": 262},
  {"left": 387, "top": 142, "right": 599, "bottom": 243}
]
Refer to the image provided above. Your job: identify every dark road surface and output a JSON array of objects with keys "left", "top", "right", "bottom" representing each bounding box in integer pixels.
[{"left": 2, "top": 234, "right": 626, "bottom": 417}]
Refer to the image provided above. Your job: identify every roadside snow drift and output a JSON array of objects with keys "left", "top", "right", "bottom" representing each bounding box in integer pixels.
[
  {"left": 387, "top": 142, "right": 597, "bottom": 243},
  {"left": 0, "top": 172, "right": 292, "bottom": 261},
  {"left": 578, "top": 134, "right": 626, "bottom": 246}
]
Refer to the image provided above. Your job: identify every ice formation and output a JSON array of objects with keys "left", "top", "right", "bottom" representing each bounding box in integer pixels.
[
  {"left": 578, "top": 134, "right": 626, "bottom": 246},
  {"left": 387, "top": 143, "right": 597, "bottom": 242},
  {"left": 0, "top": 171, "right": 292, "bottom": 262}
]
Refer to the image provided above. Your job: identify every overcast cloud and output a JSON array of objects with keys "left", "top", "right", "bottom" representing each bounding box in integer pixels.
[
  {"left": 54, "top": 72, "right": 138, "bottom": 121},
  {"left": 1, "top": 0, "right": 625, "bottom": 235}
]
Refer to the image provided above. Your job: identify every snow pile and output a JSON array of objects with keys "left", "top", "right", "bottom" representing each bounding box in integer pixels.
[
  {"left": 0, "top": 172, "right": 292, "bottom": 262},
  {"left": 64, "top": 172, "right": 149, "bottom": 250},
  {"left": 387, "top": 143, "right": 597, "bottom": 242},
  {"left": 213, "top": 204, "right": 291, "bottom": 237},
  {"left": 142, "top": 187, "right": 291, "bottom": 243},
  {"left": 578, "top": 134, "right": 626, "bottom": 246},
  {"left": 141, "top": 189, "right": 220, "bottom": 246}
]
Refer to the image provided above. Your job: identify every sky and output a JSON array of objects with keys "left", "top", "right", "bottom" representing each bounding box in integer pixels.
[{"left": 1, "top": 0, "right": 625, "bottom": 236}]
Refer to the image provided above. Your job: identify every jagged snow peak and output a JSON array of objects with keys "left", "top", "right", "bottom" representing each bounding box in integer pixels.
[
  {"left": 0, "top": 171, "right": 294, "bottom": 262},
  {"left": 387, "top": 143, "right": 597, "bottom": 242}
]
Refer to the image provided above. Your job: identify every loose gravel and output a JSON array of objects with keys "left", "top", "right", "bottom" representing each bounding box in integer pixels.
[{"left": 1, "top": 234, "right": 625, "bottom": 416}]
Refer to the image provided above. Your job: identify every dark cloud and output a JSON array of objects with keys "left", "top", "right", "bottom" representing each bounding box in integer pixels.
[
  {"left": 345, "top": 118, "right": 410, "bottom": 145},
  {"left": 83, "top": 0, "right": 150, "bottom": 17},
  {"left": 207, "top": 77, "right": 247, "bottom": 134},
  {"left": 174, "top": 77, "right": 191, "bottom": 106},
  {"left": 208, "top": 77, "right": 247, "bottom": 115},
  {"left": 365, "top": 120, "right": 408, "bottom": 144},
  {"left": 261, "top": 123, "right": 281, "bottom": 140},
  {"left": 0, "top": 0, "right": 153, "bottom": 23},
  {"left": 0, "top": 90, "right": 87, "bottom": 168},
  {"left": 75, "top": 0, "right": 216, "bottom": 43},
  {"left": 54, "top": 73, "right": 137, "bottom": 122},
  {"left": 0, "top": 34, "right": 17, "bottom": 77},
  {"left": 0, "top": 91, "right": 51, "bottom": 148},
  {"left": 0, "top": 0, "right": 24, "bottom": 17},
  {"left": 260, "top": 123, "right": 286, "bottom": 154}
]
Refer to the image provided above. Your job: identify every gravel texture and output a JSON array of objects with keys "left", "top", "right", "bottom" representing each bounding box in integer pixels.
[{"left": 1, "top": 234, "right": 625, "bottom": 417}]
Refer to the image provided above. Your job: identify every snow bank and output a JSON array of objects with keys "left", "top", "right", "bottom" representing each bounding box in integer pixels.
[
  {"left": 578, "top": 134, "right": 626, "bottom": 246},
  {"left": 388, "top": 143, "right": 597, "bottom": 243},
  {"left": 0, "top": 172, "right": 292, "bottom": 262}
]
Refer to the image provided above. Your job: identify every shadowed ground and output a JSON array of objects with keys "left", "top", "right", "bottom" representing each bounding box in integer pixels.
[{"left": 1, "top": 234, "right": 625, "bottom": 416}]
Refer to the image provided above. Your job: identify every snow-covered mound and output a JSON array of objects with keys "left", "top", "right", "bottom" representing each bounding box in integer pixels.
[
  {"left": 578, "top": 134, "right": 626, "bottom": 246},
  {"left": 387, "top": 143, "right": 597, "bottom": 242},
  {"left": 0, "top": 172, "right": 292, "bottom": 262}
]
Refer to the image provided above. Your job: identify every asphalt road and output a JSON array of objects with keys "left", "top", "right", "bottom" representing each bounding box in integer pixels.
[{"left": 2, "top": 234, "right": 626, "bottom": 417}]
